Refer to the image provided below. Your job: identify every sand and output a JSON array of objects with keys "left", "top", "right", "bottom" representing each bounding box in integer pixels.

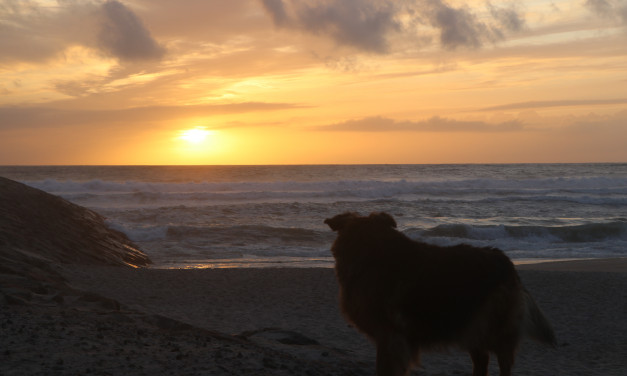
[{"left": 1, "top": 259, "right": 625, "bottom": 376}]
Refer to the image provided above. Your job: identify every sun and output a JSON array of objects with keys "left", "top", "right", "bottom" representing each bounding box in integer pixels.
[
  {"left": 171, "top": 126, "right": 232, "bottom": 164},
  {"left": 179, "top": 127, "right": 212, "bottom": 144}
]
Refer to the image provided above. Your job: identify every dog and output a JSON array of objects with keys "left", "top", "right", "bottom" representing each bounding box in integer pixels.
[{"left": 325, "top": 212, "right": 556, "bottom": 376}]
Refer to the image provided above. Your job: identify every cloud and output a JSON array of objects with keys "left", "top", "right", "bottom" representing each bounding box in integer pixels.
[
  {"left": 423, "top": 0, "right": 490, "bottom": 49},
  {"left": 260, "top": 0, "right": 527, "bottom": 52},
  {"left": 261, "top": 0, "right": 290, "bottom": 27},
  {"left": 98, "top": 0, "right": 165, "bottom": 61},
  {"left": 421, "top": 0, "right": 526, "bottom": 49},
  {"left": 586, "top": 0, "right": 614, "bottom": 16},
  {"left": 0, "top": 102, "right": 305, "bottom": 130},
  {"left": 0, "top": 0, "right": 164, "bottom": 64},
  {"left": 475, "top": 99, "right": 627, "bottom": 112},
  {"left": 317, "top": 116, "right": 524, "bottom": 132},
  {"left": 262, "top": 0, "right": 399, "bottom": 53},
  {"left": 585, "top": 0, "right": 627, "bottom": 24},
  {"left": 567, "top": 109, "right": 627, "bottom": 130},
  {"left": 0, "top": 0, "right": 81, "bottom": 63},
  {"left": 488, "top": 2, "right": 526, "bottom": 33},
  {"left": 298, "top": 0, "right": 399, "bottom": 53}
]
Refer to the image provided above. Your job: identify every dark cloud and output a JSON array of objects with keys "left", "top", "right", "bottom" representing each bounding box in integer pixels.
[
  {"left": 261, "top": 0, "right": 290, "bottom": 27},
  {"left": 260, "top": 0, "right": 526, "bottom": 52},
  {"left": 261, "top": 0, "right": 399, "bottom": 53},
  {"left": 585, "top": 0, "right": 627, "bottom": 24},
  {"left": 475, "top": 99, "right": 627, "bottom": 112},
  {"left": 421, "top": 0, "right": 526, "bottom": 49},
  {"left": 98, "top": 1, "right": 165, "bottom": 61},
  {"left": 317, "top": 116, "right": 523, "bottom": 132},
  {"left": 423, "top": 0, "right": 488, "bottom": 49},
  {"left": 0, "top": 0, "right": 164, "bottom": 64},
  {"left": 297, "top": 0, "right": 399, "bottom": 53},
  {"left": 488, "top": 2, "right": 526, "bottom": 33}
]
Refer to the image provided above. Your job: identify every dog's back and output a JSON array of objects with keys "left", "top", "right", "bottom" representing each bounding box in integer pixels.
[{"left": 325, "top": 212, "right": 555, "bottom": 376}]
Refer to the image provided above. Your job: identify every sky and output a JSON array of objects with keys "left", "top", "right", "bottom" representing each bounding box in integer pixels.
[{"left": 1, "top": 0, "right": 626, "bottom": 165}]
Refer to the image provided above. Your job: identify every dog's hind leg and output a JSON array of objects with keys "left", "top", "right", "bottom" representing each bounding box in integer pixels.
[
  {"left": 375, "top": 333, "right": 412, "bottom": 376},
  {"left": 470, "top": 349, "right": 489, "bottom": 376}
]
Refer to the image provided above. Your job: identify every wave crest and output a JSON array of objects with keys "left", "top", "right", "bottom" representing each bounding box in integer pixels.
[
  {"left": 24, "top": 177, "right": 627, "bottom": 207},
  {"left": 420, "top": 222, "right": 627, "bottom": 243}
]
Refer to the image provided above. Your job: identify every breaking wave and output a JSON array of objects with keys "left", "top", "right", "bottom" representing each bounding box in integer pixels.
[{"left": 419, "top": 221, "right": 627, "bottom": 243}]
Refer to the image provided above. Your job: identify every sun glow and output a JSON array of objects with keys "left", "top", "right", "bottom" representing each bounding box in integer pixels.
[
  {"left": 170, "top": 126, "right": 233, "bottom": 164},
  {"left": 179, "top": 127, "right": 212, "bottom": 144}
]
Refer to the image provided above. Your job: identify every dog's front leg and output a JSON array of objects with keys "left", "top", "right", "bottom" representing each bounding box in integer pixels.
[{"left": 375, "top": 333, "right": 412, "bottom": 376}]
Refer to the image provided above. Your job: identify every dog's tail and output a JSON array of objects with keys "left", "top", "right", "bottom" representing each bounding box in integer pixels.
[{"left": 522, "top": 289, "right": 557, "bottom": 347}]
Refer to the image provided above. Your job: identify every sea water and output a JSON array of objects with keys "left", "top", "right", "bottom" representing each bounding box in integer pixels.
[{"left": 2, "top": 164, "right": 626, "bottom": 268}]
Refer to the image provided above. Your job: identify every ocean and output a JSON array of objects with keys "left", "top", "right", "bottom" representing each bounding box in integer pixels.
[{"left": 1, "top": 164, "right": 626, "bottom": 268}]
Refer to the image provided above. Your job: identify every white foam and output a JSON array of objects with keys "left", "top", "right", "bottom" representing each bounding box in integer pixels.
[{"left": 106, "top": 220, "right": 169, "bottom": 242}]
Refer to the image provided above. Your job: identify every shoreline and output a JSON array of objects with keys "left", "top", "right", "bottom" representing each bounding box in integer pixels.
[
  {"left": 147, "top": 256, "right": 627, "bottom": 271},
  {"left": 515, "top": 256, "right": 627, "bottom": 272}
]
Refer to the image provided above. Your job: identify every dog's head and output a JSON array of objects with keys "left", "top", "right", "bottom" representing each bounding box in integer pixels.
[{"left": 324, "top": 212, "right": 397, "bottom": 232}]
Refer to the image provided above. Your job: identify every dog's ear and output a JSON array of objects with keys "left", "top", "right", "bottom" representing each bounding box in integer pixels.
[
  {"left": 369, "top": 212, "right": 397, "bottom": 228},
  {"left": 324, "top": 212, "right": 359, "bottom": 231}
]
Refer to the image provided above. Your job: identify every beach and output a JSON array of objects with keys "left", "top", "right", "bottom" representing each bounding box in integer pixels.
[
  {"left": 2, "top": 175, "right": 627, "bottom": 375},
  {"left": 2, "top": 260, "right": 626, "bottom": 375}
]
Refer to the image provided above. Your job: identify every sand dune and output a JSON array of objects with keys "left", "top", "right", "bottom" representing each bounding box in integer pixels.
[
  {"left": 0, "top": 176, "right": 150, "bottom": 268},
  {"left": 1, "top": 176, "right": 150, "bottom": 309}
]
